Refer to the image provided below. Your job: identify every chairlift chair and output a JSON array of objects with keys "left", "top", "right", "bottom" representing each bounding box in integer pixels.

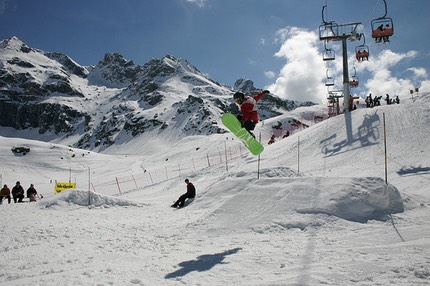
[
  {"left": 355, "top": 46, "right": 369, "bottom": 62},
  {"left": 349, "top": 67, "right": 359, "bottom": 87},
  {"left": 355, "top": 34, "right": 369, "bottom": 62},
  {"left": 371, "top": 0, "right": 394, "bottom": 43},
  {"left": 322, "top": 41, "right": 335, "bottom": 61},
  {"left": 371, "top": 18, "right": 394, "bottom": 42},
  {"left": 323, "top": 48, "right": 335, "bottom": 61},
  {"left": 319, "top": 6, "right": 339, "bottom": 41},
  {"left": 325, "top": 69, "right": 334, "bottom": 87}
]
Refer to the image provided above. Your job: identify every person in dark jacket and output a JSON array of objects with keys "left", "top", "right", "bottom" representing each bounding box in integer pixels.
[
  {"left": 0, "top": 184, "right": 11, "bottom": 204},
  {"left": 171, "top": 179, "right": 196, "bottom": 208},
  {"left": 27, "top": 183, "right": 38, "bottom": 202},
  {"left": 12, "top": 181, "right": 24, "bottom": 203}
]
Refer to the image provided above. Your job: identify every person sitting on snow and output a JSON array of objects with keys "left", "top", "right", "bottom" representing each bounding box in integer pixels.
[
  {"left": 12, "top": 181, "right": 24, "bottom": 203},
  {"left": 26, "top": 183, "right": 38, "bottom": 202},
  {"left": 171, "top": 179, "right": 196, "bottom": 208}
]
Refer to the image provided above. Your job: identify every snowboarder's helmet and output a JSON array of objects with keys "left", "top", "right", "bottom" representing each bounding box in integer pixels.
[
  {"left": 233, "top": 92, "right": 245, "bottom": 101},
  {"left": 185, "top": 179, "right": 189, "bottom": 183}
]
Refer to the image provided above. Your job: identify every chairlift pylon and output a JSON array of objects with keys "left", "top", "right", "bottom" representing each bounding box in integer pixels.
[{"left": 371, "top": 0, "right": 394, "bottom": 43}]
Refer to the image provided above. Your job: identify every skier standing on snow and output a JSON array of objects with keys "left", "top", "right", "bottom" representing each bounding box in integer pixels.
[
  {"left": 171, "top": 179, "right": 196, "bottom": 208},
  {"left": 233, "top": 90, "right": 269, "bottom": 136}
]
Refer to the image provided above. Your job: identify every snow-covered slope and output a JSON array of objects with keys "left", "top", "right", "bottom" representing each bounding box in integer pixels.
[{"left": 0, "top": 93, "right": 429, "bottom": 285}]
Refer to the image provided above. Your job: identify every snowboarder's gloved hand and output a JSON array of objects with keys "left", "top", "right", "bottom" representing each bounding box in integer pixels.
[{"left": 263, "top": 90, "right": 270, "bottom": 94}]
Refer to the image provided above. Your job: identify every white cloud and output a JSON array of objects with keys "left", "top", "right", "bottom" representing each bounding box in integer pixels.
[
  {"left": 267, "top": 27, "right": 327, "bottom": 103},
  {"left": 259, "top": 38, "right": 266, "bottom": 46},
  {"left": 355, "top": 50, "right": 425, "bottom": 98},
  {"left": 185, "top": 0, "right": 207, "bottom": 8},
  {"left": 264, "top": 71, "right": 276, "bottom": 79},
  {"left": 419, "top": 80, "right": 430, "bottom": 93},
  {"left": 408, "top": 67, "right": 427, "bottom": 79}
]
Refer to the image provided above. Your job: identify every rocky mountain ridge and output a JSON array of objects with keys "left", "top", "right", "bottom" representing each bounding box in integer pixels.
[{"left": 0, "top": 36, "right": 314, "bottom": 152}]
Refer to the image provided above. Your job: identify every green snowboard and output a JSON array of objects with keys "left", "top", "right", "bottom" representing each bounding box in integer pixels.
[{"left": 221, "top": 113, "right": 264, "bottom": 156}]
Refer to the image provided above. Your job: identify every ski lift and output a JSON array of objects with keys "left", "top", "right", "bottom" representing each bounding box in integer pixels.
[
  {"left": 322, "top": 41, "right": 335, "bottom": 61},
  {"left": 349, "top": 67, "right": 359, "bottom": 87},
  {"left": 319, "top": 5, "right": 339, "bottom": 41},
  {"left": 325, "top": 69, "right": 334, "bottom": 87},
  {"left": 371, "top": 0, "right": 394, "bottom": 43},
  {"left": 355, "top": 33, "right": 369, "bottom": 62}
]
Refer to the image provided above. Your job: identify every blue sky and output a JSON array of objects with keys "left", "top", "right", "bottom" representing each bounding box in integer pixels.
[{"left": 1, "top": 0, "right": 429, "bottom": 103}]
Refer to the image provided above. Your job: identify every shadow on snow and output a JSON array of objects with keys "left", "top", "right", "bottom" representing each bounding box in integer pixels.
[
  {"left": 165, "top": 248, "right": 242, "bottom": 279},
  {"left": 320, "top": 111, "right": 381, "bottom": 157}
]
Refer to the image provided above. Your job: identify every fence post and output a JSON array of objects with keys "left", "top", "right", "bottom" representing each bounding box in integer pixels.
[
  {"left": 257, "top": 133, "right": 261, "bottom": 179},
  {"left": 148, "top": 172, "right": 154, "bottom": 184},
  {"left": 297, "top": 136, "right": 300, "bottom": 173},
  {"left": 132, "top": 175, "right": 138, "bottom": 191},
  {"left": 115, "top": 177, "right": 122, "bottom": 195},
  {"left": 383, "top": 112, "right": 388, "bottom": 184},
  {"left": 224, "top": 141, "right": 228, "bottom": 171},
  {"left": 88, "top": 167, "right": 91, "bottom": 205}
]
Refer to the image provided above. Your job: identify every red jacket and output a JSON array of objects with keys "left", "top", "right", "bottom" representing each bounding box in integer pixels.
[{"left": 240, "top": 91, "right": 264, "bottom": 122}]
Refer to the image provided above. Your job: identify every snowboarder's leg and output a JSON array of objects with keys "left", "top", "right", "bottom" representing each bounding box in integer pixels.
[
  {"left": 244, "top": 120, "right": 256, "bottom": 137},
  {"left": 178, "top": 194, "right": 188, "bottom": 208},
  {"left": 236, "top": 115, "right": 244, "bottom": 127},
  {"left": 172, "top": 194, "right": 187, "bottom": 208},
  {"left": 171, "top": 198, "right": 180, "bottom": 208}
]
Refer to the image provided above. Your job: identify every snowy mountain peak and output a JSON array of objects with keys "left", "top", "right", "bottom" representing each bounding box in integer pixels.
[
  {"left": 0, "top": 36, "right": 32, "bottom": 53},
  {"left": 100, "top": 52, "right": 134, "bottom": 66},
  {"left": 234, "top": 78, "right": 257, "bottom": 93},
  {"left": 162, "top": 54, "right": 203, "bottom": 76},
  {"left": 87, "top": 52, "right": 140, "bottom": 88}
]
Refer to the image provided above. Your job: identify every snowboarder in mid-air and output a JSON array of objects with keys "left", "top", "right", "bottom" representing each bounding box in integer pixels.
[
  {"left": 171, "top": 179, "right": 196, "bottom": 208},
  {"left": 233, "top": 90, "right": 269, "bottom": 137}
]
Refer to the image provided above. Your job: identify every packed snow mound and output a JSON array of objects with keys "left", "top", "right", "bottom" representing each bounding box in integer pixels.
[
  {"left": 199, "top": 176, "right": 403, "bottom": 226},
  {"left": 40, "top": 189, "right": 145, "bottom": 208}
]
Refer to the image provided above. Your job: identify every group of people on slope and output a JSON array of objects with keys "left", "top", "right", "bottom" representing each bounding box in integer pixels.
[
  {"left": 0, "top": 181, "right": 41, "bottom": 204},
  {"left": 365, "top": 93, "right": 400, "bottom": 108}
]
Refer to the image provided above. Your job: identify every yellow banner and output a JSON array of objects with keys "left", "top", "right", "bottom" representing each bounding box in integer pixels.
[{"left": 54, "top": 182, "right": 76, "bottom": 194}]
